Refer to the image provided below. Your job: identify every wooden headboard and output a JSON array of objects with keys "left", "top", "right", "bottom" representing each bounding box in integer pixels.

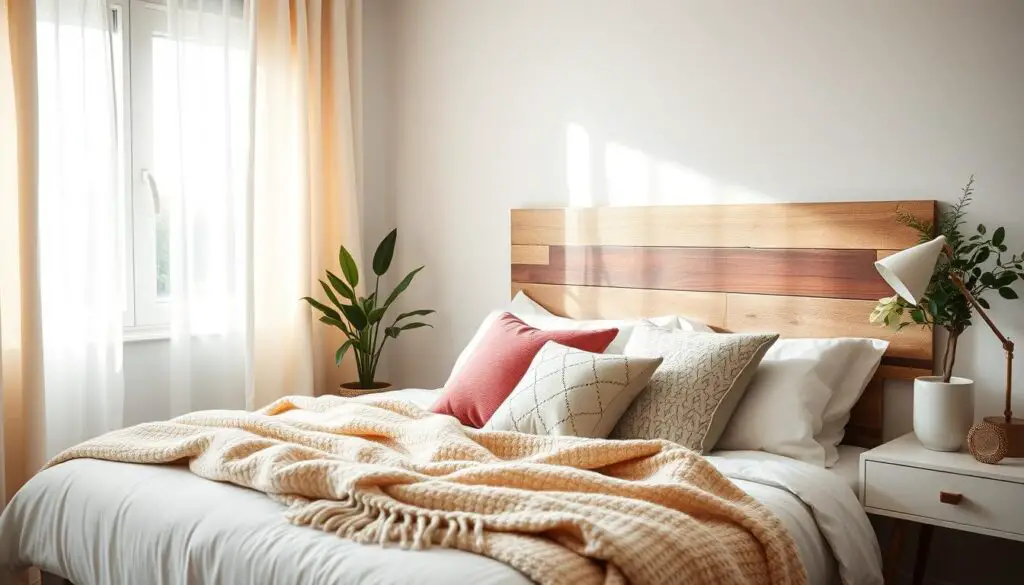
[{"left": 510, "top": 201, "right": 937, "bottom": 448}]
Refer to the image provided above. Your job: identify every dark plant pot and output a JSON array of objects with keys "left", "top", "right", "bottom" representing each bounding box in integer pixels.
[{"left": 338, "top": 381, "right": 393, "bottom": 397}]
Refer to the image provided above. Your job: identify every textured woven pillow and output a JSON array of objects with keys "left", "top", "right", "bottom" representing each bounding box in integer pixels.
[
  {"left": 484, "top": 341, "right": 662, "bottom": 438},
  {"left": 611, "top": 323, "right": 778, "bottom": 452}
]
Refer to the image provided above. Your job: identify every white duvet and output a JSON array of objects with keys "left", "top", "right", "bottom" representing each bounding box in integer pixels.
[{"left": 0, "top": 389, "right": 882, "bottom": 585}]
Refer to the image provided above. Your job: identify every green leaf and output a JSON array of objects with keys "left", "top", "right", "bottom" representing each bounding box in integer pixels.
[
  {"left": 395, "top": 309, "right": 435, "bottom": 322},
  {"left": 327, "top": 271, "right": 357, "bottom": 303},
  {"left": 385, "top": 326, "right": 400, "bottom": 339},
  {"left": 978, "top": 224, "right": 987, "bottom": 235},
  {"left": 384, "top": 266, "right": 424, "bottom": 308},
  {"left": 367, "top": 307, "right": 387, "bottom": 324},
  {"left": 910, "top": 308, "right": 925, "bottom": 324},
  {"left": 981, "top": 272, "right": 996, "bottom": 286},
  {"left": 993, "top": 227, "right": 1006, "bottom": 247},
  {"left": 338, "top": 245, "right": 359, "bottom": 287},
  {"left": 928, "top": 298, "right": 940, "bottom": 319},
  {"left": 372, "top": 229, "right": 398, "bottom": 276},
  {"left": 975, "top": 247, "right": 991, "bottom": 264},
  {"left": 340, "top": 304, "right": 368, "bottom": 330},
  {"left": 302, "top": 297, "right": 341, "bottom": 322},
  {"left": 397, "top": 321, "right": 432, "bottom": 331},
  {"left": 995, "top": 272, "right": 1018, "bottom": 287},
  {"left": 334, "top": 340, "right": 354, "bottom": 366},
  {"left": 999, "top": 287, "right": 1019, "bottom": 300},
  {"left": 978, "top": 297, "right": 991, "bottom": 309},
  {"left": 360, "top": 295, "right": 376, "bottom": 314},
  {"left": 319, "top": 315, "right": 349, "bottom": 332},
  {"left": 319, "top": 280, "right": 344, "bottom": 310}
]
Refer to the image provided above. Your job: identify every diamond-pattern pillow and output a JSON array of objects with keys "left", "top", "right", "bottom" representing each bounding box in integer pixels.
[
  {"left": 611, "top": 323, "right": 778, "bottom": 453},
  {"left": 483, "top": 341, "right": 663, "bottom": 438}
]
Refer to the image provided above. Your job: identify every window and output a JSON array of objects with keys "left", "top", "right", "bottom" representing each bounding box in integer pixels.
[{"left": 107, "top": 0, "right": 249, "bottom": 335}]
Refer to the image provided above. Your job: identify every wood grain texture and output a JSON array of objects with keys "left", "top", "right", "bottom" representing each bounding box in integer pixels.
[
  {"left": 724, "top": 293, "right": 931, "bottom": 360},
  {"left": 513, "top": 245, "right": 892, "bottom": 300},
  {"left": 512, "top": 201, "right": 935, "bottom": 250},
  {"left": 511, "top": 282, "right": 727, "bottom": 325},
  {"left": 510, "top": 245, "right": 549, "bottom": 265}
]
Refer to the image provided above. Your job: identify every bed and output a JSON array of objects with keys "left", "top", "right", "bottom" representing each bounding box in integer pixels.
[{"left": 0, "top": 201, "right": 937, "bottom": 585}]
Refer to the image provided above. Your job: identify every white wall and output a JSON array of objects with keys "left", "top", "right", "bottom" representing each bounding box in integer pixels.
[{"left": 367, "top": 1, "right": 1024, "bottom": 582}]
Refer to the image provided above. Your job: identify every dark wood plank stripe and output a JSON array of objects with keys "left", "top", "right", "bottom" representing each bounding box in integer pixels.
[
  {"left": 512, "top": 245, "right": 892, "bottom": 301},
  {"left": 881, "top": 355, "right": 935, "bottom": 371}
]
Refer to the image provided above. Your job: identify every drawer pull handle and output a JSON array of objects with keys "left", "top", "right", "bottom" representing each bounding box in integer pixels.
[{"left": 939, "top": 491, "right": 963, "bottom": 505}]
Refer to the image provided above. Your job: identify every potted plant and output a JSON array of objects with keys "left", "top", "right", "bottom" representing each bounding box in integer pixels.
[
  {"left": 871, "top": 177, "right": 1023, "bottom": 450},
  {"left": 303, "top": 229, "right": 434, "bottom": 392}
]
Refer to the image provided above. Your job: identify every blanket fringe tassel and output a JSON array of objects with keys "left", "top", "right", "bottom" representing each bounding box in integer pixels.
[{"left": 282, "top": 493, "right": 486, "bottom": 553}]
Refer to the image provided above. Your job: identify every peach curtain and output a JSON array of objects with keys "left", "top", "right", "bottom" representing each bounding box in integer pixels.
[
  {"left": 249, "top": 0, "right": 364, "bottom": 407},
  {"left": 0, "top": 0, "right": 43, "bottom": 506}
]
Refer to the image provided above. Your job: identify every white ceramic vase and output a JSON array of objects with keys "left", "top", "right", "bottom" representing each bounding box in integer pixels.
[{"left": 914, "top": 376, "right": 975, "bottom": 451}]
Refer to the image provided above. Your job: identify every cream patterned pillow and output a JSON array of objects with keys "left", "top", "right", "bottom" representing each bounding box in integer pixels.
[
  {"left": 611, "top": 323, "right": 778, "bottom": 452},
  {"left": 484, "top": 341, "right": 663, "bottom": 438}
]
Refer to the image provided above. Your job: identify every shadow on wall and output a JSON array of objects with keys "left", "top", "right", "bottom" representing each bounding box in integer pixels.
[{"left": 565, "top": 122, "right": 774, "bottom": 208}]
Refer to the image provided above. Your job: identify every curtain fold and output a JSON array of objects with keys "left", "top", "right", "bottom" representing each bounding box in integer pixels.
[
  {"left": 166, "top": 0, "right": 364, "bottom": 411},
  {"left": 34, "top": 0, "right": 125, "bottom": 459},
  {"left": 249, "top": 0, "right": 363, "bottom": 406},
  {"left": 0, "top": 0, "right": 43, "bottom": 506}
]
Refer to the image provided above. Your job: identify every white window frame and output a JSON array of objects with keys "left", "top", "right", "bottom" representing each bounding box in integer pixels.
[{"left": 113, "top": 0, "right": 173, "bottom": 340}]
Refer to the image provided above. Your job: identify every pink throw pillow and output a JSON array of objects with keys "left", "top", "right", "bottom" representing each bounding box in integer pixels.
[{"left": 432, "top": 312, "right": 618, "bottom": 428}]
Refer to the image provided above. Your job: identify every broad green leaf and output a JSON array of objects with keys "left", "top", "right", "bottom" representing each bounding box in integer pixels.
[
  {"left": 978, "top": 224, "right": 987, "bottom": 235},
  {"left": 385, "top": 326, "right": 400, "bottom": 339},
  {"left": 367, "top": 307, "right": 387, "bottom": 324},
  {"left": 340, "top": 304, "right": 368, "bottom": 330},
  {"left": 338, "top": 245, "right": 359, "bottom": 287},
  {"left": 999, "top": 287, "right": 1019, "bottom": 300},
  {"left": 302, "top": 297, "right": 341, "bottom": 322},
  {"left": 975, "top": 247, "right": 990, "bottom": 264},
  {"left": 372, "top": 229, "right": 398, "bottom": 276},
  {"left": 978, "top": 297, "right": 991, "bottom": 309},
  {"left": 910, "top": 308, "right": 925, "bottom": 324},
  {"left": 981, "top": 272, "right": 995, "bottom": 286},
  {"left": 327, "top": 271, "right": 357, "bottom": 303},
  {"left": 319, "top": 280, "right": 344, "bottom": 310},
  {"left": 335, "top": 340, "right": 354, "bottom": 366},
  {"left": 928, "top": 298, "right": 940, "bottom": 319},
  {"left": 384, "top": 266, "right": 424, "bottom": 308},
  {"left": 993, "top": 227, "right": 1006, "bottom": 247}
]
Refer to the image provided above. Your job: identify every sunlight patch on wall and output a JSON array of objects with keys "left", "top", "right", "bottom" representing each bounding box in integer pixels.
[{"left": 566, "top": 123, "right": 773, "bottom": 206}]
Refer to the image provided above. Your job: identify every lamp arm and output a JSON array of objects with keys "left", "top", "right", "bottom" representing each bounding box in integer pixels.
[{"left": 944, "top": 245, "right": 1015, "bottom": 423}]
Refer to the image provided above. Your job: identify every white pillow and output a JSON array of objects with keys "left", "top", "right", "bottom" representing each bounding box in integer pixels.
[
  {"left": 483, "top": 341, "right": 662, "bottom": 438},
  {"left": 815, "top": 339, "right": 888, "bottom": 466},
  {"left": 446, "top": 292, "right": 678, "bottom": 384},
  {"left": 717, "top": 338, "right": 888, "bottom": 467}
]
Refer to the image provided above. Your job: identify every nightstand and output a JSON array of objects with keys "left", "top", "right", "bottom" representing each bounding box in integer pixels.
[{"left": 860, "top": 432, "right": 1024, "bottom": 584}]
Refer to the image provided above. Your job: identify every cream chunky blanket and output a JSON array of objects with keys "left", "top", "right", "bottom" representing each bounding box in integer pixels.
[{"left": 48, "top": 395, "right": 805, "bottom": 585}]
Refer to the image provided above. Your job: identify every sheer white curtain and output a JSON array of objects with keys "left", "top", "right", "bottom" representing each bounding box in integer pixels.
[
  {"left": 162, "top": 0, "right": 252, "bottom": 413},
  {"left": 163, "top": 0, "right": 365, "bottom": 412},
  {"left": 34, "top": 0, "right": 124, "bottom": 458}
]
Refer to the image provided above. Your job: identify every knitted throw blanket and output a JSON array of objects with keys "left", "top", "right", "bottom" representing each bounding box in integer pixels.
[{"left": 47, "top": 395, "right": 805, "bottom": 585}]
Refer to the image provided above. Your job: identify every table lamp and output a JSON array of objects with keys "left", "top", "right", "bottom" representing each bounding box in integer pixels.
[{"left": 875, "top": 235, "right": 1021, "bottom": 459}]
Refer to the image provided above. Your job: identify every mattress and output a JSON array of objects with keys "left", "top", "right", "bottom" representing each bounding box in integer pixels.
[{"left": 0, "top": 389, "right": 882, "bottom": 585}]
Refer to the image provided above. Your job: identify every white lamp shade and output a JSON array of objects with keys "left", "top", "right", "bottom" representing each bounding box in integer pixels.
[{"left": 874, "top": 235, "right": 947, "bottom": 304}]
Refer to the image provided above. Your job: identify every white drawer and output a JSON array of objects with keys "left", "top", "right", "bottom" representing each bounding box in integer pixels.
[{"left": 864, "top": 460, "right": 1024, "bottom": 537}]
